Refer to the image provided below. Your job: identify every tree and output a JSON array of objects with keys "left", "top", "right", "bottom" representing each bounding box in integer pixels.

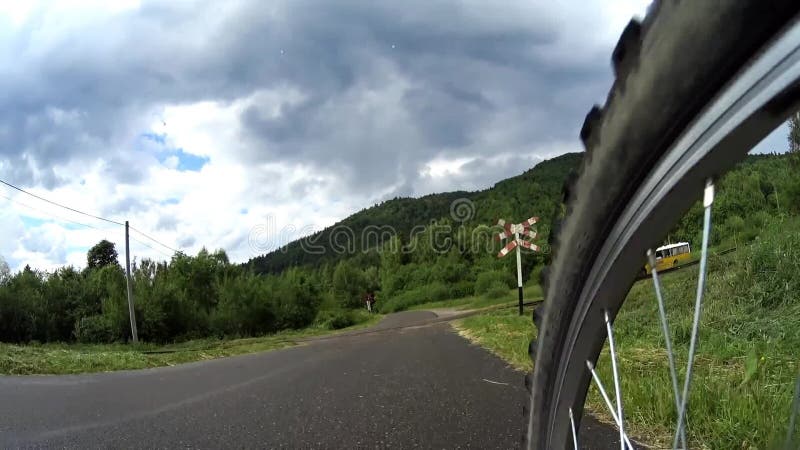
[
  {"left": 87, "top": 240, "right": 119, "bottom": 269},
  {"left": 789, "top": 112, "right": 800, "bottom": 153},
  {"left": 0, "top": 255, "right": 10, "bottom": 285},
  {"left": 332, "top": 260, "right": 367, "bottom": 308}
]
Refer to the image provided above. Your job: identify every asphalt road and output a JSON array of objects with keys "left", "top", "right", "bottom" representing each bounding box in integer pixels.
[{"left": 0, "top": 310, "right": 623, "bottom": 449}]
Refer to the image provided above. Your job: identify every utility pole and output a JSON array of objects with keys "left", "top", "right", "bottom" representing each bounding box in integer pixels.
[
  {"left": 496, "top": 217, "right": 540, "bottom": 316},
  {"left": 124, "top": 221, "right": 138, "bottom": 343}
]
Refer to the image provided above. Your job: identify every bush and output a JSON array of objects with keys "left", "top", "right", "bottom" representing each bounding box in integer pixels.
[
  {"left": 474, "top": 271, "right": 514, "bottom": 296},
  {"left": 75, "top": 315, "right": 115, "bottom": 343},
  {"left": 378, "top": 282, "right": 452, "bottom": 313},
  {"left": 272, "top": 274, "right": 321, "bottom": 330},
  {"left": 315, "top": 309, "right": 357, "bottom": 330},
  {"left": 211, "top": 276, "right": 276, "bottom": 337},
  {"left": 449, "top": 280, "right": 474, "bottom": 299},
  {"left": 482, "top": 281, "right": 510, "bottom": 300},
  {"left": 332, "top": 260, "right": 368, "bottom": 308}
]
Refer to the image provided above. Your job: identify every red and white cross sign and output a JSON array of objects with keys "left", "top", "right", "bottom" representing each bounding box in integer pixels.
[
  {"left": 494, "top": 216, "right": 540, "bottom": 315},
  {"left": 495, "top": 217, "right": 539, "bottom": 257}
]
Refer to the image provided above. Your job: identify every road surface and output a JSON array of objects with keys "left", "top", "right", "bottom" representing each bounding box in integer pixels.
[{"left": 0, "top": 310, "right": 623, "bottom": 449}]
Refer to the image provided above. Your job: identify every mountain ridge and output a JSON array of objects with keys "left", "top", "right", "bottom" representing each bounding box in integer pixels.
[{"left": 248, "top": 152, "right": 584, "bottom": 273}]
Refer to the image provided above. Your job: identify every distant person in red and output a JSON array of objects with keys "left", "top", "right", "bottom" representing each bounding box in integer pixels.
[{"left": 365, "top": 292, "right": 376, "bottom": 313}]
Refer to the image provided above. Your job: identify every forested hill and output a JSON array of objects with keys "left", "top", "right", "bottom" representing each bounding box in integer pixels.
[{"left": 248, "top": 152, "right": 583, "bottom": 274}]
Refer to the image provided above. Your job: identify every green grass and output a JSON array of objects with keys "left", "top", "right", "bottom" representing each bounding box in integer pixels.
[
  {"left": 455, "top": 218, "right": 800, "bottom": 449},
  {"left": 0, "top": 312, "right": 382, "bottom": 375},
  {"left": 454, "top": 308, "right": 536, "bottom": 370}
]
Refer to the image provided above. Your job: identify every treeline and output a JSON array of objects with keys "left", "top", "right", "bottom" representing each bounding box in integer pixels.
[
  {"left": 1, "top": 152, "right": 797, "bottom": 345},
  {"left": 0, "top": 249, "right": 324, "bottom": 344}
]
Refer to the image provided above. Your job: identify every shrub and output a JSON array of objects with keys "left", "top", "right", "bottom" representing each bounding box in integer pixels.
[
  {"left": 474, "top": 270, "right": 514, "bottom": 296},
  {"left": 449, "top": 280, "right": 474, "bottom": 299},
  {"left": 332, "top": 261, "right": 368, "bottom": 308},
  {"left": 75, "top": 315, "right": 115, "bottom": 343},
  {"left": 211, "top": 276, "right": 276, "bottom": 337},
  {"left": 378, "top": 282, "right": 452, "bottom": 313},
  {"left": 316, "top": 309, "right": 357, "bottom": 330},
  {"left": 482, "top": 281, "right": 510, "bottom": 300}
]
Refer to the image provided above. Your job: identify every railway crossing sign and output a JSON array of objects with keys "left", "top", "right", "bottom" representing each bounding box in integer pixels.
[{"left": 495, "top": 217, "right": 540, "bottom": 315}]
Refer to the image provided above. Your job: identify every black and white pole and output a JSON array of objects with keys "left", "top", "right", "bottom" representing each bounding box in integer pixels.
[
  {"left": 514, "top": 229, "right": 524, "bottom": 315},
  {"left": 124, "top": 221, "right": 139, "bottom": 343},
  {"left": 496, "top": 217, "right": 540, "bottom": 316}
]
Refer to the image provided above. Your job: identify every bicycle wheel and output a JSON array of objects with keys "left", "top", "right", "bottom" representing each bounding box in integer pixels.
[{"left": 526, "top": 2, "right": 800, "bottom": 449}]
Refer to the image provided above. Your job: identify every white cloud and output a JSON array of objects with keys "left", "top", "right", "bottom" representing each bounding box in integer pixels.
[{"left": 0, "top": 0, "right": 671, "bottom": 273}]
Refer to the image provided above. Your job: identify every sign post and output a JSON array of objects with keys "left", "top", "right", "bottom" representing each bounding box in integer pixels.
[{"left": 496, "top": 217, "right": 540, "bottom": 315}]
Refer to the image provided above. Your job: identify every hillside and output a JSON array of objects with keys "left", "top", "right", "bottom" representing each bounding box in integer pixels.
[
  {"left": 248, "top": 152, "right": 583, "bottom": 274},
  {"left": 3, "top": 150, "right": 794, "bottom": 347}
]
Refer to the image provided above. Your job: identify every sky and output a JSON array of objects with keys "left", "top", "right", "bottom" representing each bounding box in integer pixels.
[{"left": 0, "top": 0, "right": 789, "bottom": 272}]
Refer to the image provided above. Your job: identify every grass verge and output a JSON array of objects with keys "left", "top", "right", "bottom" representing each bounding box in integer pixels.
[
  {"left": 0, "top": 312, "right": 382, "bottom": 375},
  {"left": 453, "top": 307, "right": 535, "bottom": 371}
]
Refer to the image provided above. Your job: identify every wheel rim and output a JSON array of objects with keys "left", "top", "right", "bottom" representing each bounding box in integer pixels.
[{"left": 547, "top": 17, "right": 800, "bottom": 449}]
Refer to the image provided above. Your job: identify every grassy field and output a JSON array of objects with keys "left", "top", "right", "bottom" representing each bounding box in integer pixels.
[
  {"left": 0, "top": 312, "right": 382, "bottom": 375},
  {"left": 455, "top": 218, "right": 800, "bottom": 449}
]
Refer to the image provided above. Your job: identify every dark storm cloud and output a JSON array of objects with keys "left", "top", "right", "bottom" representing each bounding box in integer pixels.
[
  {"left": 0, "top": 0, "right": 614, "bottom": 197},
  {"left": 231, "top": 0, "right": 611, "bottom": 193}
]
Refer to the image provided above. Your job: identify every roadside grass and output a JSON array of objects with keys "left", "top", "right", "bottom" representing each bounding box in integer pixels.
[
  {"left": 0, "top": 311, "right": 382, "bottom": 375},
  {"left": 453, "top": 308, "right": 535, "bottom": 371},
  {"left": 455, "top": 218, "right": 800, "bottom": 449}
]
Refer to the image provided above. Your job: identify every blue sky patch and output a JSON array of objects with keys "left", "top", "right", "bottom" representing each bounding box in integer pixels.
[
  {"left": 141, "top": 132, "right": 167, "bottom": 144},
  {"left": 21, "top": 215, "right": 87, "bottom": 231},
  {"left": 21, "top": 216, "right": 47, "bottom": 228},
  {"left": 158, "top": 149, "right": 209, "bottom": 172},
  {"left": 139, "top": 133, "right": 209, "bottom": 172}
]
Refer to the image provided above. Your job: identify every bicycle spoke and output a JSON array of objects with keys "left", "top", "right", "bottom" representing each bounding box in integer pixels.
[
  {"left": 605, "top": 310, "right": 626, "bottom": 450},
  {"left": 647, "top": 249, "right": 687, "bottom": 449},
  {"left": 586, "top": 361, "right": 635, "bottom": 449},
  {"left": 569, "top": 408, "right": 578, "bottom": 450},
  {"left": 673, "top": 179, "right": 714, "bottom": 449}
]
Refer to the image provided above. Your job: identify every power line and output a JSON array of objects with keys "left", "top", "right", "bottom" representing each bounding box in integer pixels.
[
  {"left": 0, "top": 178, "right": 124, "bottom": 226},
  {"left": 0, "top": 192, "right": 102, "bottom": 230},
  {"left": 0, "top": 177, "right": 182, "bottom": 256},
  {"left": 129, "top": 225, "right": 180, "bottom": 254}
]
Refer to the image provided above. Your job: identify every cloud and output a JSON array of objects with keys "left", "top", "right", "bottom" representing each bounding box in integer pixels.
[{"left": 0, "top": 0, "right": 655, "bottom": 271}]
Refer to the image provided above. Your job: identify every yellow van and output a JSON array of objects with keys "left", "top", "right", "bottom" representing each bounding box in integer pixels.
[{"left": 644, "top": 242, "right": 691, "bottom": 275}]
